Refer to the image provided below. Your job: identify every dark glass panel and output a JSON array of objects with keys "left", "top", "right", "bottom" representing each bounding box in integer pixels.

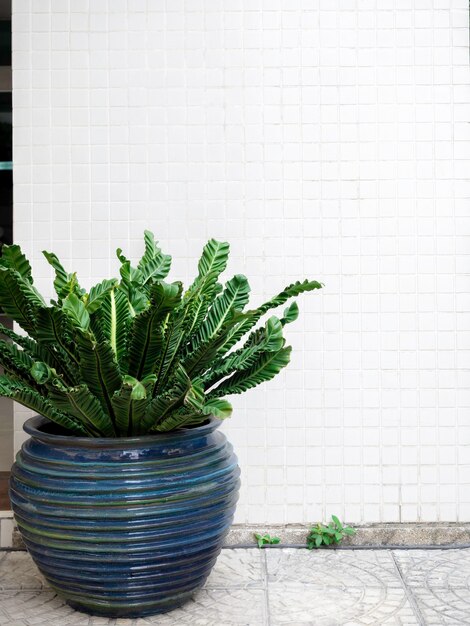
[{"left": 0, "top": 21, "right": 10, "bottom": 66}]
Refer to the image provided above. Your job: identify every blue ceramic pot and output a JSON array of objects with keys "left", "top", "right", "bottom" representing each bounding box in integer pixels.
[{"left": 10, "top": 415, "right": 240, "bottom": 618}]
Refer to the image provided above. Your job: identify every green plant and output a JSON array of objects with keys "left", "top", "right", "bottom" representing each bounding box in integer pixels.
[
  {"left": 306, "top": 516, "right": 356, "bottom": 549},
  {"left": 0, "top": 233, "right": 322, "bottom": 437},
  {"left": 254, "top": 533, "right": 281, "bottom": 548}
]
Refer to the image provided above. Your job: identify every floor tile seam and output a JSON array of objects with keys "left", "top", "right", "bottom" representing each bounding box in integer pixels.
[
  {"left": 0, "top": 587, "right": 46, "bottom": 591},
  {"left": 204, "top": 584, "right": 266, "bottom": 590},
  {"left": 263, "top": 582, "right": 407, "bottom": 589},
  {"left": 262, "top": 549, "right": 271, "bottom": 626},
  {"left": 391, "top": 551, "right": 427, "bottom": 626}
]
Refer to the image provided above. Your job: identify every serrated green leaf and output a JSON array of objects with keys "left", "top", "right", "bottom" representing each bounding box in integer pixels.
[
  {"left": 192, "top": 274, "right": 250, "bottom": 350},
  {"left": 137, "top": 230, "right": 172, "bottom": 284},
  {"left": 146, "top": 365, "right": 192, "bottom": 424},
  {"left": 193, "top": 239, "right": 230, "bottom": 293},
  {"left": 34, "top": 307, "right": 81, "bottom": 383},
  {"left": 0, "top": 339, "right": 36, "bottom": 386},
  {"left": 121, "top": 375, "right": 147, "bottom": 400},
  {"left": 208, "top": 346, "right": 291, "bottom": 397},
  {"left": 182, "top": 310, "right": 247, "bottom": 380},
  {"left": 91, "top": 287, "right": 131, "bottom": 365},
  {"left": 127, "top": 281, "right": 182, "bottom": 380},
  {"left": 48, "top": 382, "right": 115, "bottom": 437},
  {"left": 0, "top": 374, "right": 88, "bottom": 435},
  {"left": 0, "top": 268, "right": 44, "bottom": 337},
  {"left": 62, "top": 293, "right": 90, "bottom": 330},
  {"left": 42, "top": 250, "right": 68, "bottom": 298},
  {"left": 85, "top": 278, "right": 118, "bottom": 314},
  {"left": 281, "top": 301, "right": 299, "bottom": 325},
  {"left": 111, "top": 378, "right": 149, "bottom": 436},
  {"left": 151, "top": 372, "right": 205, "bottom": 432},
  {"left": 75, "top": 331, "right": 122, "bottom": 429},
  {"left": 42, "top": 251, "right": 85, "bottom": 302},
  {"left": 203, "top": 315, "right": 284, "bottom": 390},
  {"left": 202, "top": 398, "right": 233, "bottom": 420},
  {"left": 182, "top": 239, "right": 231, "bottom": 335},
  {"left": 0, "top": 244, "right": 33, "bottom": 283},
  {"left": 30, "top": 361, "right": 54, "bottom": 384},
  {"left": 218, "top": 279, "right": 322, "bottom": 355}
]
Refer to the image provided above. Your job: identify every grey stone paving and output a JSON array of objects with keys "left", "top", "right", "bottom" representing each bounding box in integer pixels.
[{"left": 0, "top": 548, "right": 468, "bottom": 625}]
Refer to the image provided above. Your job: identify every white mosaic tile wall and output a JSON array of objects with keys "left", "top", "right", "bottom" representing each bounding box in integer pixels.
[{"left": 11, "top": 0, "right": 470, "bottom": 524}]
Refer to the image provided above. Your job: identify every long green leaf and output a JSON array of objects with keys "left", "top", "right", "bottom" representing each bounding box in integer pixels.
[
  {"left": 202, "top": 397, "right": 233, "bottom": 420},
  {"left": 137, "top": 230, "right": 172, "bottom": 284},
  {"left": 48, "top": 383, "right": 115, "bottom": 437},
  {"left": 111, "top": 379, "right": 149, "bottom": 436},
  {"left": 30, "top": 361, "right": 115, "bottom": 437},
  {"left": 191, "top": 274, "right": 250, "bottom": 351},
  {"left": 208, "top": 346, "right": 292, "bottom": 397},
  {"left": 152, "top": 379, "right": 205, "bottom": 432},
  {"left": 0, "top": 268, "right": 45, "bottom": 336},
  {"left": 151, "top": 407, "right": 200, "bottom": 432},
  {"left": 152, "top": 240, "right": 232, "bottom": 394},
  {"left": 127, "top": 281, "right": 182, "bottom": 380},
  {"left": 192, "top": 239, "right": 230, "bottom": 291},
  {"left": 42, "top": 251, "right": 85, "bottom": 303},
  {"left": 218, "top": 279, "right": 322, "bottom": 355},
  {"left": 0, "top": 375, "right": 88, "bottom": 435},
  {"left": 146, "top": 365, "right": 194, "bottom": 424},
  {"left": 281, "top": 301, "right": 299, "bottom": 325},
  {"left": 91, "top": 287, "right": 132, "bottom": 365},
  {"left": 0, "top": 340, "right": 36, "bottom": 385},
  {"left": 35, "top": 308, "right": 81, "bottom": 376},
  {"left": 30, "top": 360, "right": 56, "bottom": 385},
  {"left": 204, "top": 316, "right": 284, "bottom": 389},
  {"left": 75, "top": 332, "right": 122, "bottom": 429},
  {"left": 182, "top": 310, "right": 247, "bottom": 379},
  {"left": 182, "top": 239, "right": 231, "bottom": 335},
  {"left": 85, "top": 278, "right": 118, "bottom": 314},
  {"left": 117, "top": 251, "right": 143, "bottom": 287},
  {"left": 0, "top": 323, "right": 37, "bottom": 353},
  {"left": 42, "top": 251, "right": 68, "bottom": 298},
  {"left": 115, "top": 250, "right": 149, "bottom": 314},
  {"left": 115, "top": 232, "right": 171, "bottom": 299},
  {"left": 256, "top": 280, "right": 323, "bottom": 315},
  {"left": 0, "top": 321, "right": 76, "bottom": 385},
  {"left": 62, "top": 293, "right": 90, "bottom": 331},
  {"left": 152, "top": 298, "right": 197, "bottom": 395},
  {"left": 0, "top": 244, "right": 33, "bottom": 283}
]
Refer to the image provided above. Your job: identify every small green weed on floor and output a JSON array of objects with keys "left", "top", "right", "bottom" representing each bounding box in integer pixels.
[{"left": 307, "top": 515, "right": 356, "bottom": 549}]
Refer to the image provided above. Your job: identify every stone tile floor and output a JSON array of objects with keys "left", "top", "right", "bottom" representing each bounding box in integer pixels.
[{"left": 0, "top": 547, "right": 469, "bottom": 625}]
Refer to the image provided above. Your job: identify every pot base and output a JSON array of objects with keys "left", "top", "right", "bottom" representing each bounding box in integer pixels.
[
  {"left": 12, "top": 416, "right": 240, "bottom": 619},
  {"left": 66, "top": 594, "right": 192, "bottom": 618}
]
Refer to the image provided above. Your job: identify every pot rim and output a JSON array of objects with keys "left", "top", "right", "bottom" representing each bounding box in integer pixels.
[{"left": 23, "top": 415, "right": 221, "bottom": 448}]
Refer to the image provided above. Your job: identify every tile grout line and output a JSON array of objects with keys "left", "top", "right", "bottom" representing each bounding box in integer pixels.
[
  {"left": 262, "top": 550, "right": 271, "bottom": 626},
  {"left": 391, "top": 551, "right": 426, "bottom": 626}
]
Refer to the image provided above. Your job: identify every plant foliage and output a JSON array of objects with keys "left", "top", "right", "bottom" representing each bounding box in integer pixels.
[
  {"left": 254, "top": 533, "right": 281, "bottom": 548},
  {"left": 0, "top": 233, "right": 322, "bottom": 436},
  {"left": 306, "top": 516, "right": 356, "bottom": 549}
]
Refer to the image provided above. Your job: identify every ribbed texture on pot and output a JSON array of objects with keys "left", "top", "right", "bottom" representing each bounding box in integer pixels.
[{"left": 10, "top": 415, "right": 240, "bottom": 618}]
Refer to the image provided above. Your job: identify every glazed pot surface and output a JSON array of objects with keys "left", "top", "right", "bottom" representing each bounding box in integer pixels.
[{"left": 10, "top": 415, "right": 240, "bottom": 618}]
